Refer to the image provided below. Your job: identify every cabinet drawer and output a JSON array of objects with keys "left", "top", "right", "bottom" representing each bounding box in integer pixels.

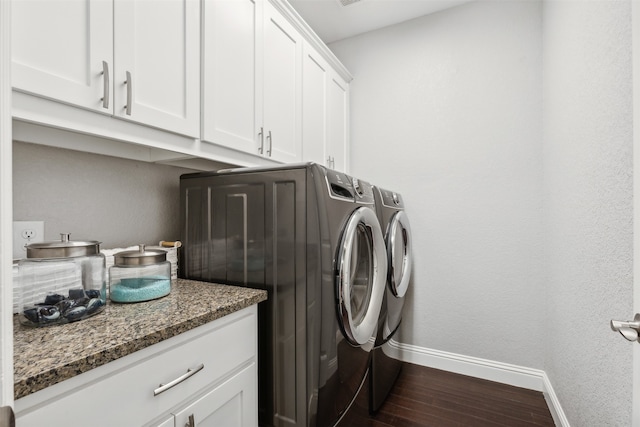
[{"left": 16, "top": 307, "right": 257, "bottom": 427}]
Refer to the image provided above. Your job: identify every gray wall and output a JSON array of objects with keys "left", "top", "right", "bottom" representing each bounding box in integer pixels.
[
  {"left": 330, "top": 0, "right": 545, "bottom": 369},
  {"left": 543, "top": 0, "right": 632, "bottom": 425},
  {"left": 13, "top": 141, "right": 193, "bottom": 249},
  {"left": 331, "top": 0, "right": 634, "bottom": 424}
]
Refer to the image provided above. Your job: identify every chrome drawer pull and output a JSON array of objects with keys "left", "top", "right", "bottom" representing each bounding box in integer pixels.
[
  {"left": 153, "top": 363, "right": 204, "bottom": 396},
  {"left": 101, "top": 61, "right": 110, "bottom": 109},
  {"left": 124, "top": 71, "right": 132, "bottom": 115}
]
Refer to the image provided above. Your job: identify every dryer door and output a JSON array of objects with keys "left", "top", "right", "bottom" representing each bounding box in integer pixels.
[
  {"left": 336, "top": 206, "right": 387, "bottom": 346},
  {"left": 387, "top": 210, "right": 412, "bottom": 298}
]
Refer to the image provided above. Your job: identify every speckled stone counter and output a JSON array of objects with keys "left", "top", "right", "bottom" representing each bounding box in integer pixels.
[{"left": 14, "top": 279, "right": 267, "bottom": 400}]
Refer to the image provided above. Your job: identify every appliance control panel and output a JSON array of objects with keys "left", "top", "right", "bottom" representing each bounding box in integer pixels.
[
  {"left": 325, "top": 170, "right": 354, "bottom": 200},
  {"left": 353, "top": 178, "right": 375, "bottom": 205},
  {"left": 379, "top": 188, "right": 404, "bottom": 209}
]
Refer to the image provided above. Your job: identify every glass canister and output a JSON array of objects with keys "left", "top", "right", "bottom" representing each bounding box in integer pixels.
[
  {"left": 18, "top": 233, "right": 106, "bottom": 326},
  {"left": 109, "top": 244, "right": 171, "bottom": 303}
]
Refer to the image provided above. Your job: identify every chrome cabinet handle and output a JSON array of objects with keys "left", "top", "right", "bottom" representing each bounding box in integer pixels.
[
  {"left": 327, "top": 156, "right": 335, "bottom": 169},
  {"left": 266, "top": 130, "right": 272, "bottom": 157},
  {"left": 258, "top": 127, "right": 264, "bottom": 154},
  {"left": 185, "top": 414, "right": 195, "bottom": 427},
  {"left": 100, "top": 61, "right": 110, "bottom": 109},
  {"left": 153, "top": 363, "right": 204, "bottom": 396},
  {"left": 124, "top": 71, "right": 132, "bottom": 115}
]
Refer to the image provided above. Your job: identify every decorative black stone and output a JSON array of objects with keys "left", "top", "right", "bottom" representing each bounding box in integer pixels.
[
  {"left": 86, "top": 298, "right": 104, "bottom": 314},
  {"left": 85, "top": 289, "right": 101, "bottom": 299},
  {"left": 43, "top": 294, "right": 65, "bottom": 305},
  {"left": 55, "top": 299, "right": 74, "bottom": 314},
  {"left": 38, "top": 306, "right": 60, "bottom": 322},
  {"left": 23, "top": 308, "right": 39, "bottom": 323},
  {"left": 73, "top": 297, "right": 90, "bottom": 307},
  {"left": 64, "top": 306, "right": 87, "bottom": 321},
  {"left": 68, "top": 289, "right": 86, "bottom": 300}
]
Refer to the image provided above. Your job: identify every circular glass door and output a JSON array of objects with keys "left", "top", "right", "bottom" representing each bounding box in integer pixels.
[
  {"left": 336, "top": 207, "right": 387, "bottom": 346},
  {"left": 387, "top": 210, "right": 412, "bottom": 298}
]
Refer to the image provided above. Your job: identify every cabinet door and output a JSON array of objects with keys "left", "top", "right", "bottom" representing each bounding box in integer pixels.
[
  {"left": 262, "top": 1, "right": 302, "bottom": 163},
  {"left": 202, "top": 0, "right": 262, "bottom": 155},
  {"left": 12, "top": 0, "right": 113, "bottom": 113},
  {"left": 114, "top": 0, "right": 200, "bottom": 137},
  {"left": 302, "top": 42, "right": 328, "bottom": 167},
  {"left": 327, "top": 72, "right": 349, "bottom": 172},
  {"left": 174, "top": 363, "right": 257, "bottom": 427}
]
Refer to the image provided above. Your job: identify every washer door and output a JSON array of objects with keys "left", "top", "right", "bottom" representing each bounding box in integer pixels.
[
  {"left": 387, "top": 210, "right": 412, "bottom": 298},
  {"left": 336, "top": 206, "right": 387, "bottom": 346}
]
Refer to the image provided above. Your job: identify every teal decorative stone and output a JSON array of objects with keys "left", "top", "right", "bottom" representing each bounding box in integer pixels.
[{"left": 110, "top": 276, "right": 171, "bottom": 303}]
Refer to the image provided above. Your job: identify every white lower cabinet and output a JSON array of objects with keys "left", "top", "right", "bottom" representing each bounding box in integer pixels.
[
  {"left": 173, "top": 363, "right": 257, "bottom": 427},
  {"left": 15, "top": 306, "right": 258, "bottom": 427}
]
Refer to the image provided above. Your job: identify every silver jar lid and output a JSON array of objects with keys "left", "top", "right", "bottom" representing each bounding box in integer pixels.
[
  {"left": 26, "top": 233, "right": 101, "bottom": 259},
  {"left": 114, "top": 244, "right": 167, "bottom": 266}
]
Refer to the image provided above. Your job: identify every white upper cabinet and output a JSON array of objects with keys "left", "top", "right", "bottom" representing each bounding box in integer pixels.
[
  {"left": 12, "top": 0, "right": 113, "bottom": 112},
  {"left": 302, "top": 41, "right": 349, "bottom": 172},
  {"left": 11, "top": 0, "right": 200, "bottom": 138},
  {"left": 114, "top": 0, "right": 200, "bottom": 137},
  {"left": 262, "top": 0, "right": 302, "bottom": 163},
  {"left": 302, "top": 42, "right": 328, "bottom": 166},
  {"left": 11, "top": 0, "right": 348, "bottom": 168},
  {"left": 326, "top": 72, "right": 349, "bottom": 172},
  {"left": 202, "top": 0, "right": 261, "bottom": 154},
  {"left": 202, "top": 0, "right": 302, "bottom": 163}
]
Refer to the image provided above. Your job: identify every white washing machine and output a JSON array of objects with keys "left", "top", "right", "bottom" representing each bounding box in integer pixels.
[
  {"left": 369, "top": 186, "right": 412, "bottom": 413},
  {"left": 180, "top": 163, "right": 387, "bottom": 427}
]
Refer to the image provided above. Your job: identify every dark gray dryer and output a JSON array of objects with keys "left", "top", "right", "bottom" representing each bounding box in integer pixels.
[
  {"left": 180, "top": 163, "right": 387, "bottom": 427},
  {"left": 370, "top": 187, "right": 413, "bottom": 413}
]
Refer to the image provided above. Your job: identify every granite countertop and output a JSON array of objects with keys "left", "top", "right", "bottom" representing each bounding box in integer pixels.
[{"left": 14, "top": 279, "right": 267, "bottom": 400}]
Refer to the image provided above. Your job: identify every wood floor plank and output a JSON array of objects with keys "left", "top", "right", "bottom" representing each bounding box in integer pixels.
[{"left": 338, "top": 362, "right": 555, "bottom": 427}]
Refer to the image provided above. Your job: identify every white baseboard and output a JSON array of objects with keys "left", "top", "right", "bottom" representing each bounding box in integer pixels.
[
  {"left": 542, "top": 372, "right": 571, "bottom": 427},
  {"left": 387, "top": 339, "right": 570, "bottom": 427}
]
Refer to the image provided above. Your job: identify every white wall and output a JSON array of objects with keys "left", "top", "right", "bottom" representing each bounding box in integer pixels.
[
  {"left": 330, "top": 0, "right": 545, "bottom": 369},
  {"left": 331, "top": 0, "right": 634, "bottom": 424},
  {"left": 13, "top": 141, "right": 192, "bottom": 249},
  {"left": 543, "top": 0, "right": 633, "bottom": 425}
]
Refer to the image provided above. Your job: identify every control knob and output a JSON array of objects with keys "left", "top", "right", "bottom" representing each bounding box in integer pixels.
[{"left": 352, "top": 178, "right": 364, "bottom": 197}]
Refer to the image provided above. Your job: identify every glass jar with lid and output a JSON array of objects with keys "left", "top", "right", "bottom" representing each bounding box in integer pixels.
[
  {"left": 109, "top": 244, "right": 171, "bottom": 303},
  {"left": 18, "top": 233, "right": 106, "bottom": 326}
]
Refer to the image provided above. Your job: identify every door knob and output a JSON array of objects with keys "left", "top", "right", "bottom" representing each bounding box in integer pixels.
[{"left": 610, "top": 313, "right": 640, "bottom": 342}]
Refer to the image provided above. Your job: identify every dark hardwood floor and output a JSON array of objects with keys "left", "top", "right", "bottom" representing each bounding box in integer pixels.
[{"left": 339, "top": 363, "right": 555, "bottom": 427}]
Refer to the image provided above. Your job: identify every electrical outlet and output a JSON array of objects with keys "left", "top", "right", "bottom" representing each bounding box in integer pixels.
[{"left": 13, "top": 221, "right": 44, "bottom": 259}]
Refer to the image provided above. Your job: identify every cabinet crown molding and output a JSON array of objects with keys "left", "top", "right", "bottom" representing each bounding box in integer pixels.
[{"left": 269, "top": 0, "right": 353, "bottom": 83}]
